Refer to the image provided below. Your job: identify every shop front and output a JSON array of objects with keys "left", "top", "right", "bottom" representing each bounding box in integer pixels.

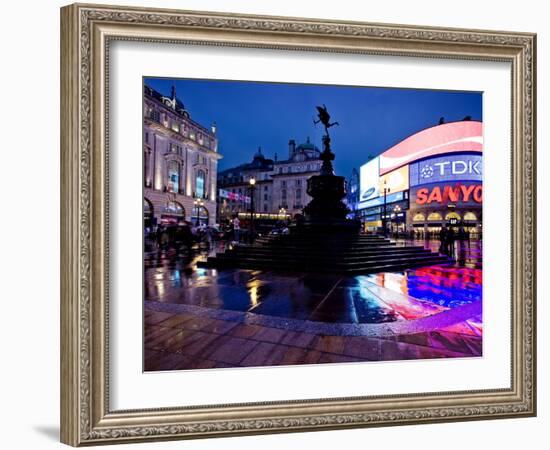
[
  {"left": 408, "top": 182, "right": 482, "bottom": 239},
  {"left": 160, "top": 200, "right": 186, "bottom": 225}
]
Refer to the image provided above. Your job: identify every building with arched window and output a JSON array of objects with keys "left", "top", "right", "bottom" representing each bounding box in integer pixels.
[{"left": 143, "top": 84, "right": 222, "bottom": 227}]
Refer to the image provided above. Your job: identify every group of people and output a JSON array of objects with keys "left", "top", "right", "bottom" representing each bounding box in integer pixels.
[
  {"left": 147, "top": 221, "right": 219, "bottom": 252},
  {"left": 438, "top": 226, "right": 458, "bottom": 256}
]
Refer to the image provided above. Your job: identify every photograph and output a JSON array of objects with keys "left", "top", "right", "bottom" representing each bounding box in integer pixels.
[
  {"left": 57, "top": 2, "right": 537, "bottom": 445},
  {"left": 142, "top": 78, "right": 483, "bottom": 371}
]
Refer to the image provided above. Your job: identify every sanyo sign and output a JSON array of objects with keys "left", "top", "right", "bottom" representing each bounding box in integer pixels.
[{"left": 410, "top": 153, "right": 482, "bottom": 186}]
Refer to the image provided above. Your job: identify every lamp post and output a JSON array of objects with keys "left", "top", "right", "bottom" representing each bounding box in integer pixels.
[
  {"left": 193, "top": 198, "right": 204, "bottom": 226},
  {"left": 382, "top": 179, "right": 390, "bottom": 237},
  {"left": 248, "top": 177, "right": 256, "bottom": 242},
  {"left": 393, "top": 204, "right": 402, "bottom": 237}
]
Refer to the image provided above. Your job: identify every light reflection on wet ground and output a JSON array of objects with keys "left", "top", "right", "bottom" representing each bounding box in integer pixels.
[{"left": 144, "top": 239, "right": 482, "bottom": 336}]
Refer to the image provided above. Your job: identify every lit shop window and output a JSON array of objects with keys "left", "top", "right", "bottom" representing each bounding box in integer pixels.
[
  {"left": 167, "top": 161, "right": 180, "bottom": 193},
  {"left": 445, "top": 212, "right": 461, "bottom": 221},
  {"left": 427, "top": 212, "right": 443, "bottom": 221},
  {"left": 171, "top": 122, "right": 180, "bottom": 133},
  {"left": 464, "top": 211, "right": 478, "bottom": 221},
  {"left": 413, "top": 213, "right": 426, "bottom": 222}
]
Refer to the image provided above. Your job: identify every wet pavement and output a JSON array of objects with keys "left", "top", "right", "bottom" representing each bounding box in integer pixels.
[{"left": 144, "top": 238, "right": 482, "bottom": 371}]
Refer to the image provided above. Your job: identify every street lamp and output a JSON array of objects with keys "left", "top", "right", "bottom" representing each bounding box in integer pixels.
[
  {"left": 382, "top": 179, "right": 390, "bottom": 237},
  {"left": 248, "top": 177, "right": 256, "bottom": 242},
  {"left": 193, "top": 198, "right": 204, "bottom": 226},
  {"left": 393, "top": 204, "right": 402, "bottom": 236}
]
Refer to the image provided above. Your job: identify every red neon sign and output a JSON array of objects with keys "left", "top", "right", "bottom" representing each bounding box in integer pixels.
[{"left": 416, "top": 184, "right": 483, "bottom": 205}]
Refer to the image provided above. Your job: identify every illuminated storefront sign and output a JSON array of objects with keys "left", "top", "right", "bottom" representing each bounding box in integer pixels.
[
  {"left": 358, "top": 191, "right": 404, "bottom": 210},
  {"left": 415, "top": 183, "right": 483, "bottom": 205},
  {"left": 218, "top": 188, "right": 251, "bottom": 203},
  {"left": 379, "top": 165, "right": 409, "bottom": 193},
  {"left": 359, "top": 157, "right": 380, "bottom": 202},
  {"left": 410, "top": 153, "right": 482, "bottom": 186},
  {"left": 379, "top": 121, "right": 483, "bottom": 175}
]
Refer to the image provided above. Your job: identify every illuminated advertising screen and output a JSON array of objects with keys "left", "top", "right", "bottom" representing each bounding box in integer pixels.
[
  {"left": 379, "top": 121, "right": 483, "bottom": 175},
  {"left": 410, "top": 153, "right": 482, "bottom": 186},
  {"left": 359, "top": 157, "right": 380, "bottom": 202},
  {"left": 358, "top": 191, "right": 404, "bottom": 210},
  {"left": 379, "top": 165, "right": 409, "bottom": 193}
]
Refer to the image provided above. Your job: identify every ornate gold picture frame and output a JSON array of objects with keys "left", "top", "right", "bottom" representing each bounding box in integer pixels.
[{"left": 60, "top": 3, "right": 536, "bottom": 446}]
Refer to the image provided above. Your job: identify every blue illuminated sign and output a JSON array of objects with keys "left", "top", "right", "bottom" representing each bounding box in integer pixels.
[{"left": 409, "top": 153, "right": 482, "bottom": 187}]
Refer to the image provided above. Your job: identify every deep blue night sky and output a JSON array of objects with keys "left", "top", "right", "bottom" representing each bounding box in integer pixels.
[{"left": 144, "top": 77, "right": 482, "bottom": 177}]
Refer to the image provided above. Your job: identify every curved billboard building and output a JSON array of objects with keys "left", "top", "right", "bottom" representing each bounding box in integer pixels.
[{"left": 357, "top": 120, "right": 483, "bottom": 238}]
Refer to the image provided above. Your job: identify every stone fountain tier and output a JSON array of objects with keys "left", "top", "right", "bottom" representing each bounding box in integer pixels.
[{"left": 301, "top": 173, "right": 359, "bottom": 231}]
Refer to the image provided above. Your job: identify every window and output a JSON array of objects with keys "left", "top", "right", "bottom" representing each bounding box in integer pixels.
[
  {"left": 264, "top": 204, "right": 268, "bottom": 212},
  {"left": 264, "top": 186, "right": 268, "bottom": 192},
  {"left": 464, "top": 212, "right": 478, "bottom": 221},
  {"left": 264, "top": 194, "right": 268, "bottom": 201},
  {"left": 145, "top": 132, "right": 149, "bottom": 144},
  {"left": 195, "top": 170, "right": 206, "bottom": 198},
  {"left": 164, "top": 201, "right": 185, "bottom": 217},
  {"left": 282, "top": 180, "right": 286, "bottom": 187},
  {"left": 296, "top": 179, "right": 301, "bottom": 186},
  {"left": 445, "top": 212, "right": 461, "bottom": 220},
  {"left": 167, "top": 161, "right": 180, "bottom": 193},
  {"left": 427, "top": 212, "right": 443, "bottom": 221},
  {"left": 282, "top": 189, "right": 287, "bottom": 200},
  {"left": 150, "top": 109, "right": 160, "bottom": 122},
  {"left": 191, "top": 205, "right": 209, "bottom": 226},
  {"left": 413, "top": 213, "right": 425, "bottom": 222}
]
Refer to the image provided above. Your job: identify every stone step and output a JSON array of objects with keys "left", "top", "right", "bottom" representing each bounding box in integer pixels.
[
  {"left": 254, "top": 241, "right": 394, "bottom": 248},
  {"left": 211, "top": 253, "right": 448, "bottom": 266},
  {"left": 201, "top": 255, "right": 450, "bottom": 274},
  {"left": 205, "top": 230, "right": 451, "bottom": 273},
  {"left": 236, "top": 245, "right": 418, "bottom": 254},
  {"left": 230, "top": 248, "right": 432, "bottom": 259}
]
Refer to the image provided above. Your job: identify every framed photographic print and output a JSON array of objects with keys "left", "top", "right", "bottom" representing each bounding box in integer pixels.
[{"left": 60, "top": 3, "right": 537, "bottom": 446}]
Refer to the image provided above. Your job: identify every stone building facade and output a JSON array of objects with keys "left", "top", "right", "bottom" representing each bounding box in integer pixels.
[
  {"left": 143, "top": 84, "right": 222, "bottom": 227},
  {"left": 217, "top": 138, "right": 323, "bottom": 223}
]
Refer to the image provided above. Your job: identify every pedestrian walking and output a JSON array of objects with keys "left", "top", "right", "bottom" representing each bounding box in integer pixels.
[
  {"left": 232, "top": 216, "right": 241, "bottom": 243},
  {"left": 439, "top": 226, "right": 448, "bottom": 254},
  {"left": 447, "top": 227, "right": 456, "bottom": 256}
]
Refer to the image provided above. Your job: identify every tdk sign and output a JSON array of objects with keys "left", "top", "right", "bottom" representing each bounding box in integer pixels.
[{"left": 410, "top": 154, "right": 482, "bottom": 186}]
